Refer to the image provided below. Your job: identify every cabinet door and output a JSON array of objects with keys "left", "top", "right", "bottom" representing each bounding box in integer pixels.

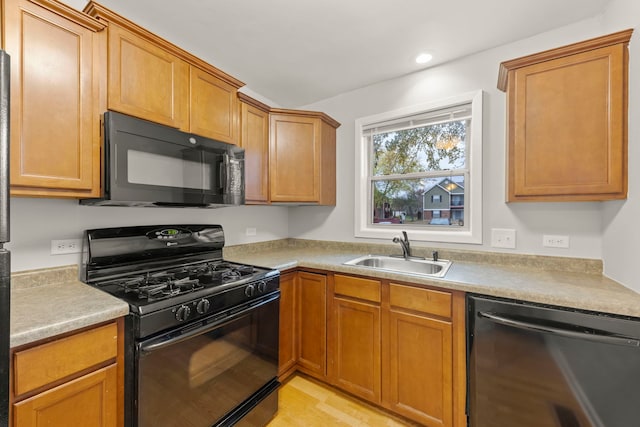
[
  {"left": 269, "top": 114, "right": 321, "bottom": 203},
  {"left": 190, "top": 67, "right": 238, "bottom": 143},
  {"left": 296, "top": 271, "right": 326, "bottom": 378},
  {"left": 507, "top": 43, "right": 627, "bottom": 201},
  {"left": 13, "top": 364, "right": 117, "bottom": 427},
  {"left": 332, "top": 297, "right": 381, "bottom": 403},
  {"left": 388, "top": 310, "right": 453, "bottom": 427},
  {"left": 106, "top": 23, "right": 188, "bottom": 130},
  {"left": 278, "top": 272, "right": 297, "bottom": 379},
  {"left": 240, "top": 100, "right": 270, "bottom": 203},
  {"left": 5, "top": 0, "right": 104, "bottom": 196}
]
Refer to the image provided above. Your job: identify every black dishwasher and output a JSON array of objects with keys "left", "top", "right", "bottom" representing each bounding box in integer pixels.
[{"left": 468, "top": 294, "right": 640, "bottom": 427}]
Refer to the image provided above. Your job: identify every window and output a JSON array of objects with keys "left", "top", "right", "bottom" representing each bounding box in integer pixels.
[{"left": 354, "top": 91, "right": 483, "bottom": 244}]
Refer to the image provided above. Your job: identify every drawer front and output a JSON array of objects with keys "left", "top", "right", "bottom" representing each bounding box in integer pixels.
[
  {"left": 389, "top": 284, "right": 451, "bottom": 318},
  {"left": 14, "top": 322, "right": 118, "bottom": 396},
  {"left": 334, "top": 274, "right": 381, "bottom": 303}
]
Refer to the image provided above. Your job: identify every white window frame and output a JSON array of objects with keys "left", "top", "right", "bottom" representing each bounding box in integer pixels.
[{"left": 354, "top": 90, "right": 483, "bottom": 244}]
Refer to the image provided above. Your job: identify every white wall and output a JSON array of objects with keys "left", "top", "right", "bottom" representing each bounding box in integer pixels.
[
  {"left": 6, "top": 198, "right": 289, "bottom": 272},
  {"left": 601, "top": 0, "right": 640, "bottom": 290},
  {"left": 291, "top": 18, "right": 613, "bottom": 261}
]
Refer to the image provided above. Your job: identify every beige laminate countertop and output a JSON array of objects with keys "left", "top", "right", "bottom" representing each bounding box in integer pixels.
[
  {"left": 11, "top": 240, "right": 640, "bottom": 349},
  {"left": 10, "top": 266, "right": 129, "bottom": 348},
  {"left": 224, "top": 243, "right": 640, "bottom": 318}
]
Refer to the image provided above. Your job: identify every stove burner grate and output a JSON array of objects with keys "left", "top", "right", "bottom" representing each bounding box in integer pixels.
[{"left": 103, "top": 261, "right": 257, "bottom": 302}]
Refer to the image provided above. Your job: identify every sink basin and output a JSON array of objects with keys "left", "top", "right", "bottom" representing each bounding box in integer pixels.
[{"left": 344, "top": 255, "right": 452, "bottom": 278}]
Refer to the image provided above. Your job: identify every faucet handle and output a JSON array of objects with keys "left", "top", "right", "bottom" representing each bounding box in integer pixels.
[{"left": 402, "top": 231, "right": 408, "bottom": 242}]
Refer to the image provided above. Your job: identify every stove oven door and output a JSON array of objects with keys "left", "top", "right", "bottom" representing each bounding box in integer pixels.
[{"left": 136, "top": 292, "right": 279, "bottom": 427}]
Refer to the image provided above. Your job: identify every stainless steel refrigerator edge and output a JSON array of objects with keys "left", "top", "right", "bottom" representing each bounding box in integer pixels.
[{"left": 0, "top": 50, "right": 10, "bottom": 427}]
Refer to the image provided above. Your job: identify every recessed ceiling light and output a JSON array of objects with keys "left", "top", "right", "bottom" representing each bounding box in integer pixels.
[{"left": 415, "top": 53, "right": 433, "bottom": 64}]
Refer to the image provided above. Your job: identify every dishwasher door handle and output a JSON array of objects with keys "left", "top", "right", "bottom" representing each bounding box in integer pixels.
[{"left": 478, "top": 311, "right": 640, "bottom": 348}]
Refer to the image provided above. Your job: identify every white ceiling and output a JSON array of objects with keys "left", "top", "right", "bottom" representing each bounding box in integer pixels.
[{"left": 68, "top": 0, "right": 611, "bottom": 107}]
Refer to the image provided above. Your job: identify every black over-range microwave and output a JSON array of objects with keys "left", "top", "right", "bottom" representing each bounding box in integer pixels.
[{"left": 81, "top": 111, "right": 244, "bottom": 207}]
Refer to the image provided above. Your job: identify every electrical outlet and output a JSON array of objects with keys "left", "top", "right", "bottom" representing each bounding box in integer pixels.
[
  {"left": 51, "top": 239, "right": 82, "bottom": 255},
  {"left": 543, "top": 235, "right": 570, "bottom": 248},
  {"left": 491, "top": 228, "right": 516, "bottom": 249},
  {"left": 246, "top": 227, "right": 257, "bottom": 236}
]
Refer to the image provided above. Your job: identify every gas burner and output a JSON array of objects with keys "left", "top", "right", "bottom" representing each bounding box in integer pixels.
[{"left": 115, "top": 273, "right": 204, "bottom": 302}]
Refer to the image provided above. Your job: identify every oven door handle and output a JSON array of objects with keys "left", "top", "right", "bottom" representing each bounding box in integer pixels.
[
  {"left": 478, "top": 311, "right": 640, "bottom": 348},
  {"left": 139, "top": 292, "right": 279, "bottom": 354}
]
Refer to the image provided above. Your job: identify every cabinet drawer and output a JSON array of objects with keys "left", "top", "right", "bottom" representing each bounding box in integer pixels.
[
  {"left": 334, "top": 275, "right": 381, "bottom": 303},
  {"left": 14, "top": 323, "right": 118, "bottom": 396},
  {"left": 389, "top": 284, "right": 451, "bottom": 318},
  {"left": 13, "top": 364, "right": 118, "bottom": 427}
]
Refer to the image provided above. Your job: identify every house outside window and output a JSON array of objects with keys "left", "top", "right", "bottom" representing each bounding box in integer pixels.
[{"left": 354, "top": 91, "right": 483, "bottom": 244}]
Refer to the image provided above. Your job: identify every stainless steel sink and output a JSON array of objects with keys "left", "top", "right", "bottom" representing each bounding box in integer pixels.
[{"left": 343, "top": 255, "right": 452, "bottom": 278}]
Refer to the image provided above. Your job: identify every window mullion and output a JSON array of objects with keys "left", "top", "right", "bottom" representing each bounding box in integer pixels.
[{"left": 371, "top": 169, "right": 468, "bottom": 181}]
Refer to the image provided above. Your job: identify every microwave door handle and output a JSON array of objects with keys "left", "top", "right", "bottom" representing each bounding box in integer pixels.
[
  {"left": 219, "top": 153, "right": 228, "bottom": 194},
  {"left": 478, "top": 311, "right": 640, "bottom": 348}
]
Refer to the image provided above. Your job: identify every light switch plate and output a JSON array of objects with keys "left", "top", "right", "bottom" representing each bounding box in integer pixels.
[{"left": 491, "top": 228, "right": 516, "bottom": 249}]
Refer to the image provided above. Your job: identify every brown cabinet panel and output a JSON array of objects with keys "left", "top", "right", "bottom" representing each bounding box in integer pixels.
[
  {"left": 334, "top": 274, "right": 381, "bottom": 303},
  {"left": 11, "top": 320, "right": 123, "bottom": 427},
  {"left": 270, "top": 114, "right": 319, "bottom": 202},
  {"left": 296, "top": 271, "right": 327, "bottom": 378},
  {"left": 331, "top": 297, "right": 381, "bottom": 403},
  {"left": 278, "top": 272, "right": 297, "bottom": 379},
  {"left": 239, "top": 95, "right": 270, "bottom": 203},
  {"left": 500, "top": 29, "right": 632, "bottom": 202},
  {"left": 269, "top": 110, "right": 339, "bottom": 205},
  {"left": 190, "top": 67, "right": 238, "bottom": 143},
  {"left": 13, "top": 364, "right": 117, "bottom": 427},
  {"left": 389, "top": 283, "right": 451, "bottom": 318},
  {"left": 106, "top": 23, "right": 189, "bottom": 130},
  {"left": 388, "top": 310, "right": 452, "bottom": 427},
  {"left": 5, "top": 0, "right": 104, "bottom": 197},
  {"left": 14, "top": 323, "right": 117, "bottom": 396}
]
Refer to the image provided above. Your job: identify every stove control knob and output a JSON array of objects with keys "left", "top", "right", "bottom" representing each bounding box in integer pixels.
[
  {"left": 245, "top": 284, "right": 256, "bottom": 297},
  {"left": 196, "top": 299, "right": 210, "bottom": 314},
  {"left": 175, "top": 305, "right": 191, "bottom": 322},
  {"left": 257, "top": 281, "right": 267, "bottom": 293}
]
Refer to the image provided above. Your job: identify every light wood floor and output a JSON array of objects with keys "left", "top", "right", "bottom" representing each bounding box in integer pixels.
[{"left": 267, "top": 375, "right": 421, "bottom": 427}]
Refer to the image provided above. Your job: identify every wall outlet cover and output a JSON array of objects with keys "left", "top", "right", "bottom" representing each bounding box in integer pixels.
[
  {"left": 491, "top": 228, "right": 516, "bottom": 249},
  {"left": 51, "top": 239, "right": 82, "bottom": 255}
]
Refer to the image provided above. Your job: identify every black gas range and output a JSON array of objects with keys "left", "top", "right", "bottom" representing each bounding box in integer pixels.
[{"left": 81, "top": 224, "right": 280, "bottom": 427}]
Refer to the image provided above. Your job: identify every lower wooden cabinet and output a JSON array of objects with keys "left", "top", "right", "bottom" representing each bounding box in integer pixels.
[
  {"left": 280, "top": 270, "right": 466, "bottom": 427},
  {"left": 329, "top": 274, "right": 381, "bottom": 403},
  {"left": 388, "top": 302, "right": 453, "bottom": 426},
  {"left": 296, "top": 271, "right": 327, "bottom": 379},
  {"left": 11, "top": 320, "right": 123, "bottom": 427},
  {"left": 278, "top": 272, "right": 297, "bottom": 379},
  {"left": 13, "top": 365, "right": 117, "bottom": 427}
]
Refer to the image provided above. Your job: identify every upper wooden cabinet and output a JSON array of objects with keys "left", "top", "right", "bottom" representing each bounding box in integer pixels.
[
  {"left": 270, "top": 109, "right": 340, "bottom": 205},
  {"left": 239, "top": 93, "right": 270, "bottom": 203},
  {"left": 102, "top": 21, "right": 189, "bottom": 130},
  {"left": 84, "top": 1, "right": 243, "bottom": 142},
  {"left": 4, "top": 0, "right": 106, "bottom": 197},
  {"left": 190, "top": 67, "right": 238, "bottom": 144},
  {"left": 498, "top": 29, "right": 633, "bottom": 202}
]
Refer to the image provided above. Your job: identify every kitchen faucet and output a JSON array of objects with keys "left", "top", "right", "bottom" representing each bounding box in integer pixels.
[{"left": 392, "top": 231, "right": 412, "bottom": 260}]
